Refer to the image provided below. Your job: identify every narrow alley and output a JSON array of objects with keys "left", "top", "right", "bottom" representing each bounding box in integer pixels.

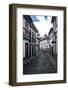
[{"left": 23, "top": 50, "right": 57, "bottom": 75}]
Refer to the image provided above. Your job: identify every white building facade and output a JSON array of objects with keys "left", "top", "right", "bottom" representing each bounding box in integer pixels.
[
  {"left": 40, "top": 36, "right": 49, "bottom": 51},
  {"left": 23, "top": 15, "right": 39, "bottom": 60}
]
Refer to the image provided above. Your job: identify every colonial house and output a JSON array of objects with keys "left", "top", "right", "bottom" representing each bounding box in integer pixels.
[
  {"left": 30, "top": 22, "right": 39, "bottom": 56},
  {"left": 51, "top": 16, "right": 57, "bottom": 56},
  {"left": 48, "top": 28, "right": 54, "bottom": 56},
  {"left": 48, "top": 16, "right": 57, "bottom": 57},
  {"left": 23, "top": 15, "right": 31, "bottom": 59},
  {"left": 23, "top": 15, "right": 39, "bottom": 60},
  {"left": 36, "top": 32, "right": 40, "bottom": 52}
]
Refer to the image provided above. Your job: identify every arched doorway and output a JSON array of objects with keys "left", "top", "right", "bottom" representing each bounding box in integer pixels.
[{"left": 25, "top": 43, "right": 28, "bottom": 58}]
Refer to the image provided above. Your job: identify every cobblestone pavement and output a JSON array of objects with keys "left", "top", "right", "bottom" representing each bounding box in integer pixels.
[{"left": 23, "top": 50, "right": 57, "bottom": 75}]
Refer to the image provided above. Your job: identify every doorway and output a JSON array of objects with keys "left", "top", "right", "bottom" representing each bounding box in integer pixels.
[{"left": 25, "top": 43, "right": 28, "bottom": 58}]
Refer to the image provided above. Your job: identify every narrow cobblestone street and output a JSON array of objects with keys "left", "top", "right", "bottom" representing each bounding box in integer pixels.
[{"left": 23, "top": 50, "right": 57, "bottom": 75}]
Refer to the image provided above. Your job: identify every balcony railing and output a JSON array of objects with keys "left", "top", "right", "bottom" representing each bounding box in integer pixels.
[{"left": 23, "top": 27, "right": 31, "bottom": 40}]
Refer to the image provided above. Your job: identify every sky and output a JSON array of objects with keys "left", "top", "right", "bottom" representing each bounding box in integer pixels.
[{"left": 31, "top": 15, "right": 53, "bottom": 37}]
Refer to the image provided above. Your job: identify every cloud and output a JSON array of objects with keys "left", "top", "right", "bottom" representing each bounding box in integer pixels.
[{"left": 33, "top": 16, "right": 53, "bottom": 37}]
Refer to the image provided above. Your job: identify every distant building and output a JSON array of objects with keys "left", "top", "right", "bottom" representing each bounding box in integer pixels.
[
  {"left": 40, "top": 35, "right": 49, "bottom": 51},
  {"left": 23, "top": 15, "right": 39, "bottom": 60}
]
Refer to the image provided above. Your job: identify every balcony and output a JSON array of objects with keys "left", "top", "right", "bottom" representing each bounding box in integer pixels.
[{"left": 23, "top": 27, "right": 31, "bottom": 41}]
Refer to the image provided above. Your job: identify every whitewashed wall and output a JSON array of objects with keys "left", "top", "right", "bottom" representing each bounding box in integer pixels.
[{"left": 40, "top": 39, "right": 48, "bottom": 50}]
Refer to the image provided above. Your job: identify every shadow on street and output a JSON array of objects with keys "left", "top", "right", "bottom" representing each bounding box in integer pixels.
[{"left": 23, "top": 50, "right": 57, "bottom": 75}]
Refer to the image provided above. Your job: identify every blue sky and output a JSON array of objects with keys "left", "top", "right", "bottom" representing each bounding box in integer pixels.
[
  {"left": 31, "top": 16, "right": 40, "bottom": 22},
  {"left": 31, "top": 15, "right": 53, "bottom": 37}
]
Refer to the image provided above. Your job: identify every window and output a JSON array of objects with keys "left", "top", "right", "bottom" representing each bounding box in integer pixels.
[{"left": 25, "top": 20, "right": 29, "bottom": 30}]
